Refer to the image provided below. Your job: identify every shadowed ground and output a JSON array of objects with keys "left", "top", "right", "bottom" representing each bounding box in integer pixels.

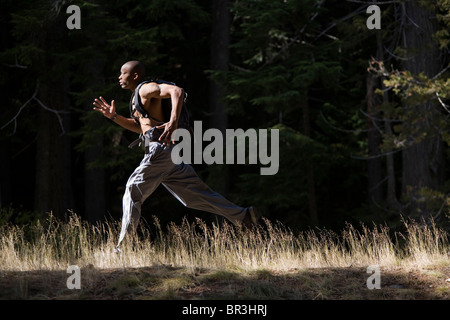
[{"left": 1, "top": 264, "right": 448, "bottom": 300}]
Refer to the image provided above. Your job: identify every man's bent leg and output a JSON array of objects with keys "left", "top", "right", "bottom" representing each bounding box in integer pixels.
[
  {"left": 117, "top": 170, "right": 144, "bottom": 249},
  {"left": 117, "top": 152, "right": 164, "bottom": 249}
]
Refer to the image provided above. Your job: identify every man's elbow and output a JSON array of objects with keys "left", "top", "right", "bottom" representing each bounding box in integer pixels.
[
  {"left": 167, "top": 86, "right": 184, "bottom": 103},
  {"left": 173, "top": 87, "right": 184, "bottom": 99}
]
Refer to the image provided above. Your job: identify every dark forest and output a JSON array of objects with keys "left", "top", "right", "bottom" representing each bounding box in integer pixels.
[{"left": 1, "top": 0, "right": 449, "bottom": 233}]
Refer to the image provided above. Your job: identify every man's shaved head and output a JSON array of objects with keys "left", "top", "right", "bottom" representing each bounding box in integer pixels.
[
  {"left": 123, "top": 60, "right": 146, "bottom": 79},
  {"left": 119, "top": 61, "right": 146, "bottom": 90}
]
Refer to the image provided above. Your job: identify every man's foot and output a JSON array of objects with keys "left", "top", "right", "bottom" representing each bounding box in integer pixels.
[{"left": 242, "top": 206, "right": 260, "bottom": 228}]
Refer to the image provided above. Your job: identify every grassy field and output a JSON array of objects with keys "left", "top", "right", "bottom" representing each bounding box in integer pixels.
[{"left": 0, "top": 214, "right": 448, "bottom": 300}]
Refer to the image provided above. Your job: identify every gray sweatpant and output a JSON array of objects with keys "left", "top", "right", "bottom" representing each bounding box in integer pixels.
[{"left": 116, "top": 141, "right": 247, "bottom": 248}]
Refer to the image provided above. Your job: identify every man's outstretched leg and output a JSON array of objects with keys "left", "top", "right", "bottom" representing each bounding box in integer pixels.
[
  {"left": 161, "top": 159, "right": 259, "bottom": 227},
  {"left": 242, "top": 206, "right": 259, "bottom": 228},
  {"left": 115, "top": 142, "right": 260, "bottom": 252}
]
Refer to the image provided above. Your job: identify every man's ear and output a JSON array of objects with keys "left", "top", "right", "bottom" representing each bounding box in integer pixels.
[{"left": 133, "top": 73, "right": 139, "bottom": 81}]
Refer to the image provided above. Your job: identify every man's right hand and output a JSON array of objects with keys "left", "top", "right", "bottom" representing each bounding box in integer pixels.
[{"left": 93, "top": 96, "right": 116, "bottom": 119}]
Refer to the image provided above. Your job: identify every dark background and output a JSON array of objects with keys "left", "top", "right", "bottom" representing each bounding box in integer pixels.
[{"left": 1, "top": 0, "right": 449, "bottom": 233}]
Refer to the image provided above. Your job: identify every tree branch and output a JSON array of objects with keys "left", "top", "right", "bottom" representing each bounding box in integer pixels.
[
  {"left": 3, "top": 56, "right": 28, "bottom": 69},
  {"left": 314, "top": 5, "right": 367, "bottom": 41},
  {"left": 259, "top": 1, "right": 325, "bottom": 70},
  {"left": 1, "top": 81, "right": 68, "bottom": 135},
  {"left": 0, "top": 83, "right": 38, "bottom": 134},
  {"left": 351, "top": 148, "right": 402, "bottom": 160},
  {"left": 433, "top": 192, "right": 450, "bottom": 221},
  {"left": 320, "top": 110, "right": 371, "bottom": 134},
  {"left": 432, "top": 63, "right": 450, "bottom": 80},
  {"left": 436, "top": 91, "right": 450, "bottom": 114},
  {"left": 383, "top": 45, "right": 415, "bottom": 61},
  {"left": 359, "top": 107, "right": 400, "bottom": 124},
  {"left": 34, "top": 96, "right": 67, "bottom": 135}
]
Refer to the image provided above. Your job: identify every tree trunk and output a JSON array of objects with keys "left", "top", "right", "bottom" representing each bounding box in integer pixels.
[
  {"left": 366, "top": 73, "right": 384, "bottom": 208},
  {"left": 401, "top": 1, "right": 443, "bottom": 216},
  {"left": 376, "top": 32, "right": 400, "bottom": 211},
  {"left": 83, "top": 58, "right": 106, "bottom": 224},
  {"left": 34, "top": 11, "right": 73, "bottom": 218},
  {"left": 34, "top": 81, "right": 69, "bottom": 218},
  {"left": 84, "top": 139, "right": 106, "bottom": 223},
  {"left": 301, "top": 93, "right": 318, "bottom": 226},
  {"left": 384, "top": 113, "right": 399, "bottom": 211},
  {"left": 209, "top": 0, "right": 230, "bottom": 196},
  {"left": 0, "top": 141, "right": 12, "bottom": 207},
  {"left": 210, "top": 0, "right": 229, "bottom": 132}
]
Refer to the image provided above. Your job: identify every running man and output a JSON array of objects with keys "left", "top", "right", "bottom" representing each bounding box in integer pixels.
[{"left": 93, "top": 61, "right": 259, "bottom": 251}]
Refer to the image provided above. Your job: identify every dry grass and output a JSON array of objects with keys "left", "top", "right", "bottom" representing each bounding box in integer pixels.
[
  {"left": 0, "top": 214, "right": 448, "bottom": 272},
  {"left": 0, "top": 214, "right": 448, "bottom": 300}
]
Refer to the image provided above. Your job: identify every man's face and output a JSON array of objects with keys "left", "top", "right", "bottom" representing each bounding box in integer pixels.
[{"left": 118, "top": 64, "right": 136, "bottom": 90}]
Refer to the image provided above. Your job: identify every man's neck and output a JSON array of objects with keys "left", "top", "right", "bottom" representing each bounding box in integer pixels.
[{"left": 128, "top": 79, "right": 143, "bottom": 92}]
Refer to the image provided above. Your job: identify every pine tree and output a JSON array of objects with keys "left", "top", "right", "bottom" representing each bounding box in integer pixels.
[
  {"left": 370, "top": 0, "right": 450, "bottom": 219},
  {"left": 212, "top": 0, "right": 371, "bottom": 227}
]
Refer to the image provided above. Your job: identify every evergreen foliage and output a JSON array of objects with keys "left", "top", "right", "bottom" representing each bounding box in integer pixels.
[{"left": 1, "top": 0, "right": 449, "bottom": 231}]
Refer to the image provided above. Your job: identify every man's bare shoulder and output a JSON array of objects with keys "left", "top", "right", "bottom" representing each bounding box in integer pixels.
[{"left": 139, "top": 82, "right": 160, "bottom": 97}]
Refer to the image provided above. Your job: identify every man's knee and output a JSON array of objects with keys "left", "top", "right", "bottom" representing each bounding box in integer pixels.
[{"left": 124, "top": 182, "right": 144, "bottom": 202}]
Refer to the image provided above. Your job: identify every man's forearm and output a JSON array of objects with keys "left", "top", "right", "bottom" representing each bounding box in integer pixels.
[
  {"left": 169, "top": 88, "right": 184, "bottom": 124},
  {"left": 111, "top": 113, "right": 142, "bottom": 134}
]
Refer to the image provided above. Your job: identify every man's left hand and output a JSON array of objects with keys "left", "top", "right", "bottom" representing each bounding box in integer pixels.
[{"left": 156, "top": 121, "right": 178, "bottom": 146}]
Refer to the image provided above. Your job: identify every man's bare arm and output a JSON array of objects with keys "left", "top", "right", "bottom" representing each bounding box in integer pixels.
[
  {"left": 156, "top": 85, "right": 184, "bottom": 144},
  {"left": 111, "top": 114, "right": 142, "bottom": 134},
  {"left": 165, "top": 85, "right": 184, "bottom": 125},
  {"left": 93, "top": 97, "right": 142, "bottom": 134},
  {"left": 140, "top": 83, "right": 184, "bottom": 144}
]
